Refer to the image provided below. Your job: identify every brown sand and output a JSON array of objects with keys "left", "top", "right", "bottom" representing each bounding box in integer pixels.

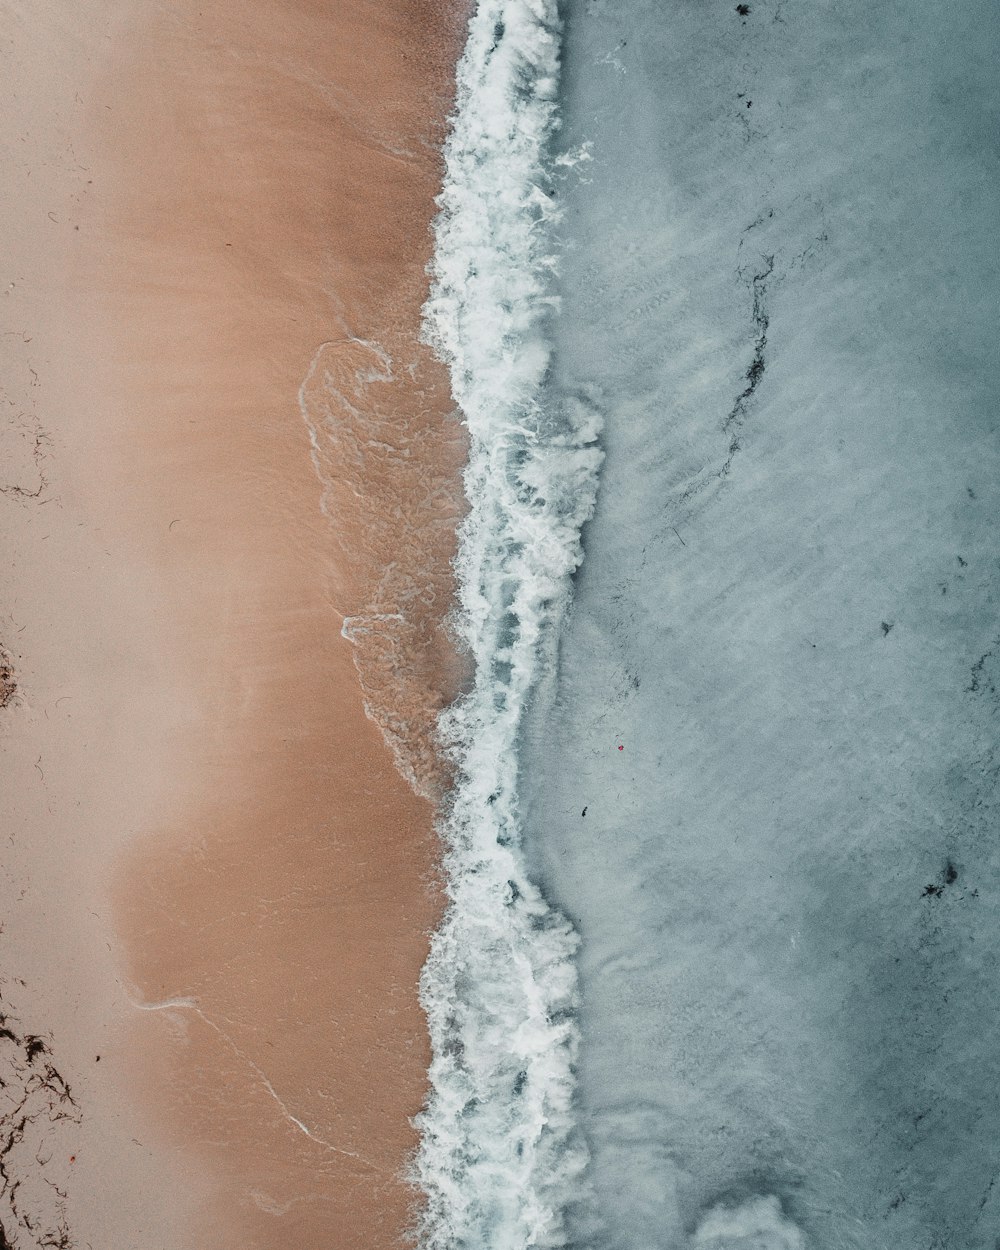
[
  {"left": 1, "top": 3, "right": 208, "bottom": 1244},
  {"left": 0, "top": 1, "right": 467, "bottom": 1247}
]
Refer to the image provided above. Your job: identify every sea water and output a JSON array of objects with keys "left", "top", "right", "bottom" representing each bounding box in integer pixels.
[{"left": 420, "top": 0, "right": 1000, "bottom": 1247}]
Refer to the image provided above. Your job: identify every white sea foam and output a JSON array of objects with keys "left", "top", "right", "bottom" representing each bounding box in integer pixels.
[
  {"left": 690, "top": 1197, "right": 806, "bottom": 1250},
  {"left": 414, "top": 2, "right": 603, "bottom": 1246}
]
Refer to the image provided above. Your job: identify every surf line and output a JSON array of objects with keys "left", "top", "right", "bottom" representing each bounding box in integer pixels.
[{"left": 413, "top": 2, "right": 603, "bottom": 1247}]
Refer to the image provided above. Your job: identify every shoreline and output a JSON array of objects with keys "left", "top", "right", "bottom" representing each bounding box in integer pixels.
[{"left": 1, "top": 1, "right": 468, "bottom": 1246}]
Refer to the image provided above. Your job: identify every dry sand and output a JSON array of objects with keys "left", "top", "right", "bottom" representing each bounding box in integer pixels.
[{"left": 0, "top": 1, "right": 466, "bottom": 1247}]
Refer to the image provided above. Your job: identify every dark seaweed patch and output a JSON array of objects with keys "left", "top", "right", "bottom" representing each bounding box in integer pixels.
[
  {"left": 23, "top": 1038, "right": 47, "bottom": 1065},
  {"left": 0, "top": 652, "right": 15, "bottom": 710}
]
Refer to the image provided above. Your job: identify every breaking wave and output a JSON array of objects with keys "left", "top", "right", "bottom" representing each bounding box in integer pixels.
[{"left": 414, "top": 1, "right": 603, "bottom": 1246}]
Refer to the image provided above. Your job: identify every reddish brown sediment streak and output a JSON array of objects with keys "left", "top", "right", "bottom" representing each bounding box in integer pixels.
[{"left": 86, "top": 0, "right": 468, "bottom": 1245}]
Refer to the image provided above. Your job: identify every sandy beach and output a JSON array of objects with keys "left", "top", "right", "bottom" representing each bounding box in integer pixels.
[{"left": 0, "top": 1, "right": 465, "bottom": 1246}]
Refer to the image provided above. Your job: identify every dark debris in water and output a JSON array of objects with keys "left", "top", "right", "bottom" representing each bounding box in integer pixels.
[{"left": 922, "top": 860, "right": 968, "bottom": 900}]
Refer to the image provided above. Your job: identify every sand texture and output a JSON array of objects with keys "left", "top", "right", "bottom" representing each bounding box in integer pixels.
[{"left": 0, "top": 1, "right": 466, "bottom": 1246}]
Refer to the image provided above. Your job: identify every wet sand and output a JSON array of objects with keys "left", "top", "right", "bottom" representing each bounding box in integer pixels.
[{"left": 0, "top": 0, "right": 466, "bottom": 1247}]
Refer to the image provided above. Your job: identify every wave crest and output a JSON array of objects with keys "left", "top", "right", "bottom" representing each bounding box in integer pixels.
[{"left": 414, "top": 2, "right": 603, "bottom": 1246}]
